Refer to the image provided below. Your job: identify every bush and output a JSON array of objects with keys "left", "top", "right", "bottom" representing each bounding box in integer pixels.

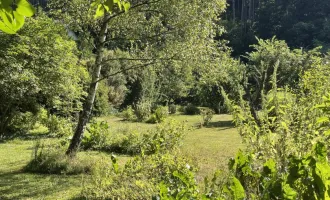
[
  {"left": 168, "top": 104, "right": 177, "bottom": 114},
  {"left": 8, "top": 112, "right": 39, "bottom": 135},
  {"left": 121, "top": 106, "right": 136, "bottom": 121},
  {"left": 81, "top": 120, "right": 186, "bottom": 156},
  {"left": 81, "top": 151, "right": 197, "bottom": 199},
  {"left": 177, "top": 105, "right": 185, "bottom": 113},
  {"left": 223, "top": 142, "right": 330, "bottom": 200},
  {"left": 147, "top": 106, "right": 168, "bottom": 124},
  {"left": 184, "top": 104, "right": 200, "bottom": 115},
  {"left": 105, "top": 128, "right": 142, "bottom": 154},
  {"left": 24, "top": 142, "right": 93, "bottom": 174},
  {"left": 44, "top": 115, "right": 73, "bottom": 138},
  {"left": 141, "top": 120, "right": 186, "bottom": 154},
  {"left": 93, "top": 81, "right": 111, "bottom": 116},
  {"left": 200, "top": 107, "right": 215, "bottom": 127},
  {"left": 134, "top": 101, "right": 151, "bottom": 121},
  {"left": 81, "top": 120, "right": 109, "bottom": 150}
]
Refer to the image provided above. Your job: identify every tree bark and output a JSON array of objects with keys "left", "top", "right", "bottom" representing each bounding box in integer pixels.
[{"left": 66, "top": 15, "right": 109, "bottom": 156}]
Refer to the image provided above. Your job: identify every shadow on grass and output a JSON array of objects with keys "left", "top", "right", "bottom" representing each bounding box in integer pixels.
[
  {"left": 0, "top": 171, "right": 82, "bottom": 199},
  {"left": 205, "top": 120, "right": 234, "bottom": 130},
  {"left": 0, "top": 133, "right": 55, "bottom": 143}
]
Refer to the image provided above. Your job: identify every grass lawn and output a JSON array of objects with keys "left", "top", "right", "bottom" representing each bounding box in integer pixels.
[{"left": 0, "top": 114, "right": 243, "bottom": 199}]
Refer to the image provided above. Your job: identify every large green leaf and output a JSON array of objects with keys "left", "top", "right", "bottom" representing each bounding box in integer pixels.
[
  {"left": 313, "top": 162, "right": 330, "bottom": 199},
  {"left": 263, "top": 159, "right": 276, "bottom": 175},
  {"left": 123, "top": 1, "right": 130, "bottom": 12},
  {"left": 230, "top": 177, "right": 245, "bottom": 200},
  {"left": 0, "top": 0, "right": 34, "bottom": 34},
  {"left": 16, "top": 0, "right": 35, "bottom": 17},
  {"left": 313, "top": 142, "right": 327, "bottom": 163},
  {"left": 13, "top": 11, "right": 25, "bottom": 30},
  {"left": 0, "top": 20, "right": 15, "bottom": 34},
  {"left": 94, "top": 4, "right": 105, "bottom": 19},
  {"left": 282, "top": 184, "right": 297, "bottom": 200}
]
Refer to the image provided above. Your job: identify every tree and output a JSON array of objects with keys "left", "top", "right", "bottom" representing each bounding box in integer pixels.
[
  {"left": 221, "top": 0, "right": 330, "bottom": 56},
  {"left": 0, "top": 13, "right": 87, "bottom": 136},
  {"left": 47, "top": 0, "right": 227, "bottom": 156},
  {"left": 245, "top": 37, "right": 320, "bottom": 108}
]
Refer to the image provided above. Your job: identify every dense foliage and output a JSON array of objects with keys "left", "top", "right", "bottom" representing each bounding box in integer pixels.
[
  {"left": 1, "top": 0, "right": 330, "bottom": 199},
  {"left": 222, "top": 0, "right": 330, "bottom": 56},
  {"left": 0, "top": 14, "right": 87, "bottom": 137}
]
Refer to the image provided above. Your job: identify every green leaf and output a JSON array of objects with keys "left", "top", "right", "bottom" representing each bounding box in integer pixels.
[
  {"left": 111, "top": 154, "right": 119, "bottom": 173},
  {"left": 267, "top": 106, "right": 275, "bottom": 113},
  {"left": 230, "top": 177, "right": 245, "bottom": 200},
  {"left": 0, "top": 9, "right": 16, "bottom": 33},
  {"left": 280, "top": 121, "right": 288, "bottom": 130},
  {"left": 282, "top": 184, "right": 297, "bottom": 200},
  {"left": 12, "top": 11, "right": 24, "bottom": 30},
  {"left": 313, "top": 142, "right": 327, "bottom": 163},
  {"left": 159, "top": 181, "right": 169, "bottom": 199},
  {"left": 1, "top": 8, "right": 14, "bottom": 25},
  {"left": 90, "top": 0, "right": 101, "bottom": 8},
  {"left": 313, "top": 162, "right": 330, "bottom": 199},
  {"left": 16, "top": 0, "right": 35, "bottom": 17},
  {"left": 94, "top": 4, "right": 105, "bottom": 19},
  {"left": 317, "top": 116, "right": 329, "bottom": 124},
  {"left": 324, "top": 129, "right": 330, "bottom": 136},
  {"left": 263, "top": 159, "right": 276, "bottom": 175},
  {"left": 123, "top": 2, "right": 130, "bottom": 12},
  {"left": 0, "top": 20, "right": 15, "bottom": 34}
]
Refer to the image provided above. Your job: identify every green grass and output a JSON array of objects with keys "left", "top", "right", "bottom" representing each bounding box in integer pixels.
[
  {"left": 0, "top": 114, "right": 243, "bottom": 199},
  {"left": 0, "top": 140, "right": 81, "bottom": 199},
  {"left": 100, "top": 114, "right": 243, "bottom": 181}
]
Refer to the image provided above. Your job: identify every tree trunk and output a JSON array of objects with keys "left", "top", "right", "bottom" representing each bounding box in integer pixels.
[
  {"left": 66, "top": 15, "right": 109, "bottom": 156},
  {"left": 233, "top": 0, "right": 236, "bottom": 21}
]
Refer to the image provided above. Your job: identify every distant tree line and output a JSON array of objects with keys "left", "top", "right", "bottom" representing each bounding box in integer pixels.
[{"left": 221, "top": 0, "right": 330, "bottom": 56}]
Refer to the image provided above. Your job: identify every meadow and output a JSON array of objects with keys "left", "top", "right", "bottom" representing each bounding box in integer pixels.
[{"left": 0, "top": 114, "right": 242, "bottom": 199}]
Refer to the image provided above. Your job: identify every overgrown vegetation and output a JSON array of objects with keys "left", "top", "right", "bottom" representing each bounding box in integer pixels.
[
  {"left": 81, "top": 119, "right": 185, "bottom": 155},
  {"left": 1, "top": 0, "right": 330, "bottom": 199}
]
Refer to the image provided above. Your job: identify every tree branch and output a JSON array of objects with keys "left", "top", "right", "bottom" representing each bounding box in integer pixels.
[
  {"left": 95, "top": 61, "right": 156, "bottom": 83},
  {"left": 101, "top": 56, "right": 181, "bottom": 65},
  {"left": 105, "top": 0, "right": 162, "bottom": 23}
]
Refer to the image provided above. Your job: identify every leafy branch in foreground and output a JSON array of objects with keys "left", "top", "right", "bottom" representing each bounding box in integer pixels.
[{"left": 0, "top": 0, "right": 35, "bottom": 34}]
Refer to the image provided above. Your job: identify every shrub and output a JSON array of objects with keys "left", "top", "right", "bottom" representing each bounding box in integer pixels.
[
  {"left": 121, "top": 105, "right": 136, "bottom": 121},
  {"left": 81, "top": 151, "right": 197, "bottom": 199},
  {"left": 8, "top": 112, "right": 39, "bottom": 135},
  {"left": 184, "top": 104, "right": 200, "bottom": 115},
  {"left": 141, "top": 120, "right": 186, "bottom": 154},
  {"left": 81, "top": 120, "right": 109, "bottom": 150},
  {"left": 223, "top": 142, "right": 330, "bottom": 200},
  {"left": 168, "top": 104, "right": 177, "bottom": 114},
  {"left": 147, "top": 106, "right": 168, "bottom": 124},
  {"left": 177, "top": 105, "right": 185, "bottom": 113},
  {"left": 134, "top": 101, "right": 151, "bottom": 121},
  {"left": 200, "top": 107, "right": 215, "bottom": 127},
  {"left": 44, "top": 115, "right": 73, "bottom": 138},
  {"left": 24, "top": 141, "right": 93, "bottom": 174},
  {"left": 105, "top": 128, "right": 142, "bottom": 154},
  {"left": 81, "top": 120, "right": 186, "bottom": 156}
]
